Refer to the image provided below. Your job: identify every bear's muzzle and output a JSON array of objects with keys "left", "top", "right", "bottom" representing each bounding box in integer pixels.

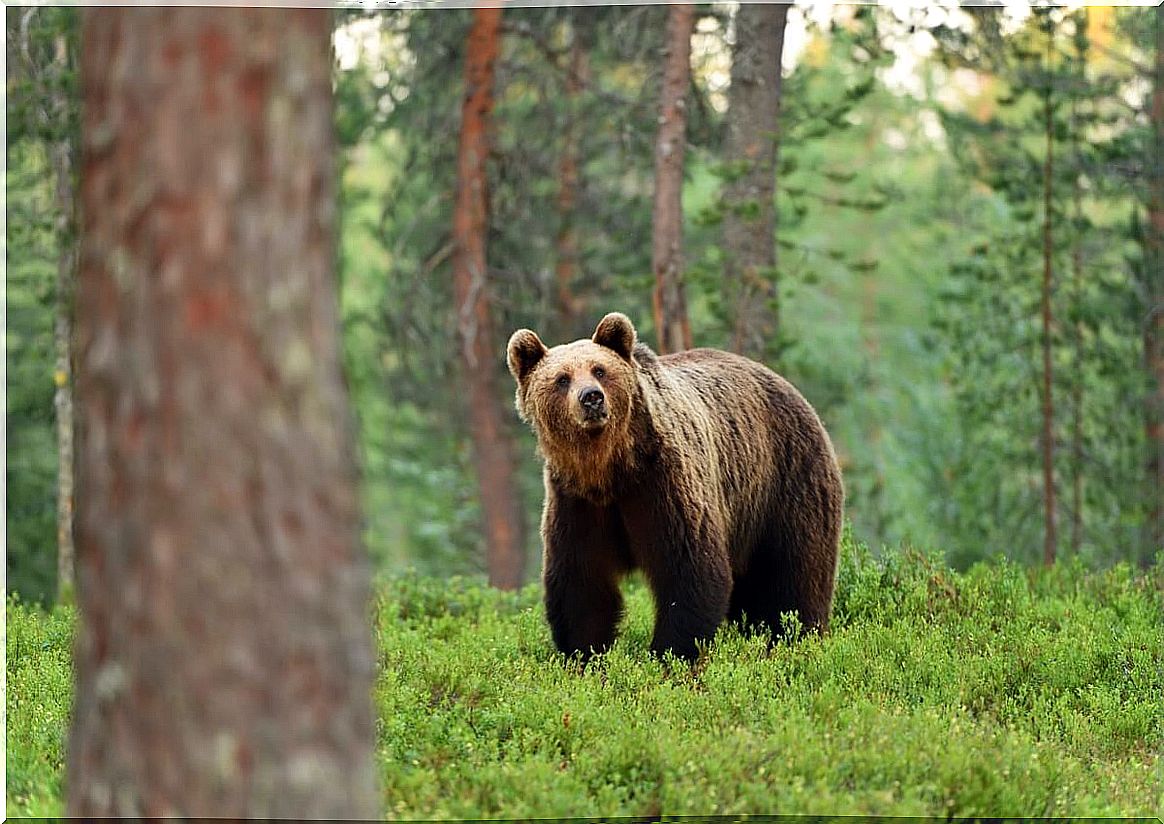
[{"left": 577, "top": 386, "right": 608, "bottom": 427}]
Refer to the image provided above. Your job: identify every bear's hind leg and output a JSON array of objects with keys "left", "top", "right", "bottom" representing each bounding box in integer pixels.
[{"left": 730, "top": 529, "right": 836, "bottom": 641}]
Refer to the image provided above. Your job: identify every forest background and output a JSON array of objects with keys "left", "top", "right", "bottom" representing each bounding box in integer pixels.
[{"left": 7, "top": 2, "right": 1162, "bottom": 605}]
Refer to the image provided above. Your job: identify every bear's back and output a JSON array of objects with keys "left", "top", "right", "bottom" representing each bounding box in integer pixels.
[
  {"left": 635, "top": 343, "right": 840, "bottom": 557},
  {"left": 643, "top": 346, "right": 816, "bottom": 435}
]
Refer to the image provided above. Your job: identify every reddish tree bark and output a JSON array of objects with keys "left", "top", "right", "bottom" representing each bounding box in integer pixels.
[
  {"left": 651, "top": 3, "right": 695, "bottom": 354},
  {"left": 69, "top": 9, "right": 378, "bottom": 817},
  {"left": 723, "top": 2, "right": 789, "bottom": 361},
  {"left": 554, "top": 14, "right": 592, "bottom": 340},
  {"left": 453, "top": 7, "right": 527, "bottom": 590},
  {"left": 1040, "top": 23, "right": 1058, "bottom": 566}
]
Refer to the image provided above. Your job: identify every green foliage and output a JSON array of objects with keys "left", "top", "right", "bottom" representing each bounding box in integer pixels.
[
  {"left": 6, "top": 6, "right": 1157, "bottom": 597},
  {"left": 333, "top": 7, "right": 672, "bottom": 575},
  {"left": 691, "top": 5, "right": 889, "bottom": 365},
  {"left": 5, "top": 7, "right": 79, "bottom": 147},
  {"left": 6, "top": 6, "right": 79, "bottom": 604},
  {"left": 8, "top": 548, "right": 1162, "bottom": 817},
  {"left": 6, "top": 137, "right": 65, "bottom": 605},
  {"left": 6, "top": 594, "right": 74, "bottom": 817},
  {"left": 932, "top": 7, "right": 1149, "bottom": 566}
]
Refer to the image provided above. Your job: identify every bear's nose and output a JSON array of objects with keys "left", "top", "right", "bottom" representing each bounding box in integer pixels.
[{"left": 579, "top": 387, "right": 605, "bottom": 410}]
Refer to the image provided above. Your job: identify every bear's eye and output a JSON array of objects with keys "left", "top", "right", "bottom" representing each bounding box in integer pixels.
[
  {"left": 593, "top": 366, "right": 606, "bottom": 380},
  {"left": 555, "top": 374, "right": 571, "bottom": 391}
]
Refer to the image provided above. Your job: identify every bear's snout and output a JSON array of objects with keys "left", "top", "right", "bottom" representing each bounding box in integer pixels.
[
  {"left": 578, "top": 386, "right": 608, "bottom": 423},
  {"left": 580, "top": 387, "right": 605, "bottom": 409}
]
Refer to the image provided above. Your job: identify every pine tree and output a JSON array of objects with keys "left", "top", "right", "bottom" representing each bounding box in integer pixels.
[
  {"left": 453, "top": 7, "right": 528, "bottom": 589},
  {"left": 652, "top": 4, "right": 696, "bottom": 354},
  {"left": 69, "top": 10, "right": 378, "bottom": 815}
]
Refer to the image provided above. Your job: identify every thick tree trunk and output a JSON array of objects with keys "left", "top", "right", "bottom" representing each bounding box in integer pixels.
[
  {"left": 69, "top": 9, "right": 378, "bottom": 817},
  {"left": 723, "top": 2, "right": 788, "bottom": 362},
  {"left": 1146, "top": 4, "right": 1164, "bottom": 563},
  {"left": 453, "top": 7, "right": 527, "bottom": 590},
  {"left": 554, "top": 14, "right": 592, "bottom": 340},
  {"left": 651, "top": 3, "right": 695, "bottom": 354},
  {"left": 1041, "top": 28, "right": 1058, "bottom": 567}
]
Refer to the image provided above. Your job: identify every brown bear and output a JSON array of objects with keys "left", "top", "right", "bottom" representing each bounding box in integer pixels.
[{"left": 507, "top": 312, "right": 843, "bottom": 661}]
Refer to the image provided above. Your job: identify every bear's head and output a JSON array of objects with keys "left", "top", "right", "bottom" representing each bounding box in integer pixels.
[{"left": 507, "top": 313, "right": 640, "bottom": 496}]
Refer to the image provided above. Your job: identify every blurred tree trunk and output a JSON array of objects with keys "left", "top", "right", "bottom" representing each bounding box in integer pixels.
[
  {"left": 1040, "top": 19, "right": 1058, "bottom": 566},
  {"left": 1146, "top": 4, "right": 1164, "bottom": 562},
  {"left": 554, "top": 13, "right": 593, "bottom": 340},
  {"left": 69, "top": 9, "right": 378, "bottom": 817},
  {"left": 453, "top": 7, "right": 527, "bottom": 590},
  {"left": 722, "top": 2, "right": 788, "bottom": 362},
  {"left": 651, "top": 3, "right": 695, "bottom": 354}
]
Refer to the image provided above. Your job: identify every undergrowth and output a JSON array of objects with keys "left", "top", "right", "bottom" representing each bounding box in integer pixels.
[{"left": 7, "top": 539, "right": 1162, "bottom": 817}]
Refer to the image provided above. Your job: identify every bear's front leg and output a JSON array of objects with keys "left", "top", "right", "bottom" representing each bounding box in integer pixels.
[
  {"left": 542, "top": 486, "right": 629, "bottom": 659},
  {"left": 648, "top": 566, "right": 731, "bottom": 661},
  {"left": 544, "top": 563, "right": 623, "bottom": 659},
  {"left": 627, "top": 500, "right": 732, "bottom": 661}
]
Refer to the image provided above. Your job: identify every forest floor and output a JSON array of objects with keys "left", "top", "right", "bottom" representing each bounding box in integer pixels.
[{"left": 7, "top": 539, "right": 1162, "bottom": 818}]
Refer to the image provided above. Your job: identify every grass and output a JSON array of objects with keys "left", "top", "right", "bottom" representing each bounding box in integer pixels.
[{"left": 7, "top": 539, "right": 1163, "bottom": 817}]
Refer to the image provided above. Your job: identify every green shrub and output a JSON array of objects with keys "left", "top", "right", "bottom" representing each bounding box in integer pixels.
[
  {"left": 6, "top": 593, "right": 73, "bottom": 817},
  {"left": 8, "top": 545, "right": 1162, "bottom": 818}
]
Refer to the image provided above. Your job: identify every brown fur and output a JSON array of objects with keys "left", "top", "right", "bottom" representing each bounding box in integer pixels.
[{"left": 507, "top": 312, "right": 844, "bottom": 661}]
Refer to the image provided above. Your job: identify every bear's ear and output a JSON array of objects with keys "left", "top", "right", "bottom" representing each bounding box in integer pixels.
[
  {"left": 507, "top": 329, "right": 548, "bottom": 383},
  {"left": 592, "top": 312, "right": 636, "bottom": 362}
]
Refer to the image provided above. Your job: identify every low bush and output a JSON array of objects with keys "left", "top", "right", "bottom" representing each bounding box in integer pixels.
[{"left": 8, "top": 540, "right": 1161, "bottom": 817}]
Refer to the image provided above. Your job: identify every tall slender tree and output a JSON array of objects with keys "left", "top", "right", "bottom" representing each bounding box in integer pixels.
[
  {"left": 1146, "top": 5, "right": 1164, "bottom": 558},
  {"left": 69, "top": 9, "right": 378, "bottom": 816},
  {"left": 1039, "top": 9, "right": 1059, "bottom": 566},
  {"left": 933, "top": 5, "right": 1161, "bottom": 566},
  {"left": 453, "top": 6, "right": 528, "bottom": 589},
  {"left": 652, "top": 3, "right": 695, "bottom": 354},
  {"left": 1107, "top": 5, "right": 1164, "bottom": 565},
  {"left": 1068, "top": 10, "right": 1088, "bottom": 556},
  {"left": 554, "top": 12, "right": 593, "bottom": 340},
  {"left": 1069, "top": 109, "right": 1085, "bottom": 557},
  {"left": 722, "top": 2, "right": 789, "bottom": 362},
  {"left": 51, "top": 119, "right": 77, "bottom": 603},
  {"left": 9, "top": 8, "right": 80, "bottom": 601}
]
